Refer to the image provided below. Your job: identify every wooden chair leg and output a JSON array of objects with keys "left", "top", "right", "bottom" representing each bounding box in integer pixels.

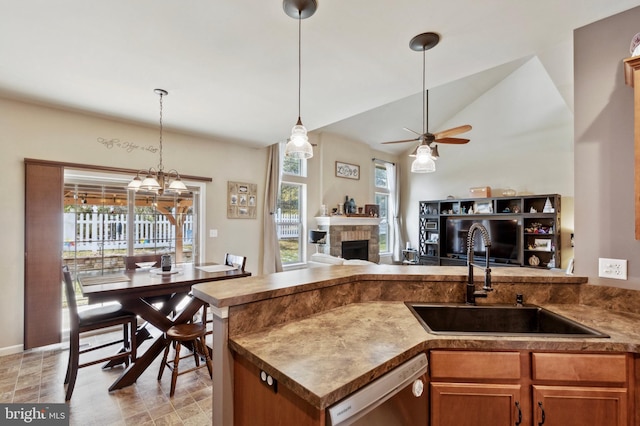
[
  {"left": 198, "top": 336, "right": 213, "bottom": 378},
  {"left": 157, "top": 343, "right": 171, "bottom": 381},
  {"left": 170, "top": 342, "right": 182, "bottom": 397},
  {"left": 65, "top": 335, "right": 80, "bottom": 401}
]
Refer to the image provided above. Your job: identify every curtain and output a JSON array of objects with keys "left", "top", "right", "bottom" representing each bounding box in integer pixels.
[
  {"left": 386, "top": 162, "right": 404, "bottom": 263},
  {"left": 262, "top": 143, "right": 283, "bottom": 274}
]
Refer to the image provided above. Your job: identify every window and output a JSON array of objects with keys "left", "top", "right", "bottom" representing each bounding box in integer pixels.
[
  {"left": 375, "top": 163, "right": 390, "bottom": 254},
  {"left": 276, "top": 155, "right": 307, "bottom": 265}
]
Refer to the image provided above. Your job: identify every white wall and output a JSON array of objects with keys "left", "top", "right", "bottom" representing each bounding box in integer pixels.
[
  {"left": 402, "top": 56, "right": 575, "bottom": 266},
  {"left": 574, "top": 6, "right": 640, "bottom": 290},
  {"left": 0, "top": 97, "right": 267, "bottom": 353}
]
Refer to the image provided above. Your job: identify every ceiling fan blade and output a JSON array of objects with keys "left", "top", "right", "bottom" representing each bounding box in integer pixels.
[
  {"left": 403, "top": 127, "right": 422, "bottom": 136},
  {"left": 434, "top": 124, "right": 472, "bottom": 139},
  {"left": 434, "top": 137, "right": 470, "bottom": 145},
  {"left": 381, "top": 137, "right": 420, "bottom": 145}
]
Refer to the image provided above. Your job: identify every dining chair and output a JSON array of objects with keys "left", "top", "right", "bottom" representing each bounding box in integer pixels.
[
  {"left": 124, "top": 253, "right": 162, "bottom": 270},
  {"left": 62, "top": 265, "right": 137, "bottom": 401},
  {"left": 224, "top": 253, "right": 247, "bottom": 271}
]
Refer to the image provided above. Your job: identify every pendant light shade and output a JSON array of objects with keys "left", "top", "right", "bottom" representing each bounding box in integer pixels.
[
  {"left": 283, "top": 0, "right": 316, "bottom": 159},
  {"left": 285, "top": 118, "right": 313, "bottom": 159},
  {"left": 411, "top": 145, "right": 436, "bottom": 173}
]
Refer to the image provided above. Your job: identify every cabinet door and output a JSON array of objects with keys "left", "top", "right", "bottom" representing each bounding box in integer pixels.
[
  {"left": 533, "top": 385, "right": 627, "bottom": 426},
  {"left": 431, "top": 383, "right": 523, "bottom": 426}
]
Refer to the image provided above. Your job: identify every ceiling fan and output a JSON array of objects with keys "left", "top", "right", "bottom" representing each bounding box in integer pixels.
[{"left": 382, "top": 32, "right": 471, "bottom": 165}]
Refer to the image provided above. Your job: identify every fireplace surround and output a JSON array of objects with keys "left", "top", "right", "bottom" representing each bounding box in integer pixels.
[{"left": 315, "top": 216, "right": 380, "bottom": 263}]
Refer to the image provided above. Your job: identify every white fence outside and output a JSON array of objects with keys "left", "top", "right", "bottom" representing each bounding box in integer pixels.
[
  {"left": 63, "top": 212, "right": 193, "bottom": 252},
  {"left": 275, "top": 210, "right": 300, "bottom": 240}
]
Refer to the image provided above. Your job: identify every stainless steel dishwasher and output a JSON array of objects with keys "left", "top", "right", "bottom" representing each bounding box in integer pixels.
[{"left": 327, "top": 353, "right": 428, "bottom": 426}]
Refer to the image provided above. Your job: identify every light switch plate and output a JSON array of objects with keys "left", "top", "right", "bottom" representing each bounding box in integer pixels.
[
  {"left": 209, "top": 229, "right": 218, "bottom": 238},
  {"left": 598, "top": 258, "right": 627, "bottom": 280}
]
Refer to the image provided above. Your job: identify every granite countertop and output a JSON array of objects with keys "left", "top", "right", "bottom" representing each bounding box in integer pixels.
[
  {"left": 192, "top": 265, "right": 586, "bottom": 309},
  {"left": 230, "top": 300, "right": 640, "bottom": 410}
]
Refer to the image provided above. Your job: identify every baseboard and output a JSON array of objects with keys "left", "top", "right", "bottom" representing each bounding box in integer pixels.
[{"left": 0, "top": 344, "right": 24, "bottom": 357}]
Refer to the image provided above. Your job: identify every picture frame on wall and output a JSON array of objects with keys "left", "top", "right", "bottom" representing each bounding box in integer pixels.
[
  {"left": 227, "top": 181, "right": 257, "bottom": 219},
  {"left": 335, "top": 161, "right": 360, "bottom": 180}
]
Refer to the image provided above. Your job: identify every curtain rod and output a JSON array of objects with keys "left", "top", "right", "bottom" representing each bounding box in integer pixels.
[{"left": 372, "top": 157, "right": 395, "bottom": 165}]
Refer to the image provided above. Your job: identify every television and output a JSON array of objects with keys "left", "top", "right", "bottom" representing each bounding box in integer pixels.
[{"left": 444, "top": 218, "right": 521, "bottom": 265}]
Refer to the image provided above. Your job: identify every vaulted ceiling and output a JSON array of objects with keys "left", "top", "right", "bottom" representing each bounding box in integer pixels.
[{"left": 2, "top": 1, "right": 639, "bottom": 154}]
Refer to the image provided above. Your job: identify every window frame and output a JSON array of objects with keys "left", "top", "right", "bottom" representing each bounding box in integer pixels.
[{"left": 374, "top": 162, "right": 392, "bottom": 255}]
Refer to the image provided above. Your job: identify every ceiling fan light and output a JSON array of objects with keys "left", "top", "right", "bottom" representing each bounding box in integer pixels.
[
  {"left": 411, "top": 145, "right": 436, "bottom": 173},
  {"left": 411, "top": 156, "right": 436, "bottom": 173}
]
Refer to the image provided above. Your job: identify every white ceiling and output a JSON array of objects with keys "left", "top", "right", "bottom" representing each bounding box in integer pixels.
[{"left": 2, "top": 0, "right": 640, "bottom": 154}]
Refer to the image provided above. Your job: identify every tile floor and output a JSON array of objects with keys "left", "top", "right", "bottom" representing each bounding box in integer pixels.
[{"left": 0, "top": 331, "right": 214, "bottom": 425}]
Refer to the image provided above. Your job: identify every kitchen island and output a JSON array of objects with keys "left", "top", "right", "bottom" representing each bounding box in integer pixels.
[{"left": 192, "top": 265, "right": 640, "bottom": 426}]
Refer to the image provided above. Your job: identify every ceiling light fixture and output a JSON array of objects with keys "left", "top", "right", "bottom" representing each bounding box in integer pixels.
[
  {"left": 410, "top": 32, "right": 440, "bottom": 174},
  {"left": 128, "top": 89, "right": 187, "bottom": 194},
  {"left": 283, "top": 0, "right": 317, "bottom": 159}
]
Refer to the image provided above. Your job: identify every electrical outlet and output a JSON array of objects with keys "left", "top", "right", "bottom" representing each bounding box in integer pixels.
[
  {"left": 598, "top": 258, "right": 627, "bottom": 280},
  {"left": 209, "top": 229, "right": 218, "bottom": 238}
]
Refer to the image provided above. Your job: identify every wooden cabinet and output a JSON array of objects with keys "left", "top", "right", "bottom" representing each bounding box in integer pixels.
[
  {"left": 533, "top": 386, "right": 627, "bottom": 426},
  {"left": 430, "top": 350, "right": 527, "bottom": 426},
  {"left": 531, "top": 352, "right": 629, "bottom": 426},
  {"left": 431, "top": 383, "right": 523, "bottom": 426},
  {"left": 430, "top": 350, "right": 632, "bottom": 426},
  {"left": 234, "top": 354, "right": 324, "bottom": 426},
  {"left": 418, "top": 194, "right": 560, "bottom": 268}
]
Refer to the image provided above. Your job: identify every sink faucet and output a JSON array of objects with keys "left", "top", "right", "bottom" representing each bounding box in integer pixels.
[{"left": 466, "top": 223, "right": 492, "bottom": 305}]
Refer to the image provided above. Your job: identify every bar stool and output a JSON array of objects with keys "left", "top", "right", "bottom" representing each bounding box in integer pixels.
[{"left": 157, "top": 322, "right": 213, "bottom": 397}]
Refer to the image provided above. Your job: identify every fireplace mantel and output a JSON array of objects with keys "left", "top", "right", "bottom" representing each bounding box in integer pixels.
[{"left": 315, "top": 216, "right": 380, "bottom": 226}]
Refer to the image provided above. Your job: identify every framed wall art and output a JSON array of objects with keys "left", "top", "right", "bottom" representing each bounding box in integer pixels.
[
  {"left": 335, "top": 161, "right": 360, "bottom": 180},
  {"left": 364, "top": 204, "right": 379, "bottom": 217},
  {"left": 227, "top": 181, "right": 257, "bottom": 219}
]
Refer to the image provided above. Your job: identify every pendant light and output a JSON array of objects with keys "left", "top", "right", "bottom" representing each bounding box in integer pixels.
[
  {"left": 410, "top": 32, "right": 439, "bottom": 173},
  {"left": 283, "top": 0, "right": 317, "bottom": 159},
  {"left": 128, "top": 89, "right": 187, "bottom": 194}
]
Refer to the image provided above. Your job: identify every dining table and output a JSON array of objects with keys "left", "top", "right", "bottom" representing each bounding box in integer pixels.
[{"left": 79, "top": 262, "right": 251, "bottom": 391}]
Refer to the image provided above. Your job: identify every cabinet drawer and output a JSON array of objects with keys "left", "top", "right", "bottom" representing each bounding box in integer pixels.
[
  {"left": 532, "top": 353, "right": 628, "bottom": 383},
  {"left": 430, "top": 351, "right": 521, "bottom": 380}
]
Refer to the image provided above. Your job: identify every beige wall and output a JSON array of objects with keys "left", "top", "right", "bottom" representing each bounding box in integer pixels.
[
  {"left": 0, "top": 97, "right": 267, "bottom": 353},
  {"left": 574, "top": 6, "right": 640, "bottom": 290}
]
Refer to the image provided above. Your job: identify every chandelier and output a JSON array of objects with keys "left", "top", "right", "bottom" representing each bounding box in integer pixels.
[{"left": 128, "top": 89, "right": 187, "bottom": 194}]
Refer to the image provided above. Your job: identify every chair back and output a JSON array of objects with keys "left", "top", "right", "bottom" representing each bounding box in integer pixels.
[
  {"left": 62, "top": 265, "right": 80, "bottom": 330},
  {"left": 224, "top": 253, "right": 247, "bottom": 271},
  {"left": 124, "top": 254, "right": 162, "bottom": 270}
]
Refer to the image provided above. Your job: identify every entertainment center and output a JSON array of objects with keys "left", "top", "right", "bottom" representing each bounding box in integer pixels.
[{"left": 418, "top": 194, "right": 560, "bottom": 268}]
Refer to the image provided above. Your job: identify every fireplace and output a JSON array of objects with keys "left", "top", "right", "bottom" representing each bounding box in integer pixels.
[
  {"left": 315, "top": 216, "right": 380, "bottom": 263},
  {"left": 342, "top": 240, "right": 369, "bottom": 260}
]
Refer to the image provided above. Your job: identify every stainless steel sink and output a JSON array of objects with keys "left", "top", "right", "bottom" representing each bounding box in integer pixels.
[{"left": 406, "top": 302, "right": 609, "bottom": 338}]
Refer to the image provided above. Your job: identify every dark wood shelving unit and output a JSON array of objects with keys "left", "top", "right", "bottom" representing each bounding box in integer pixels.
[{"left": 418, "top": 194, "right": 560, "bottom": 268}]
